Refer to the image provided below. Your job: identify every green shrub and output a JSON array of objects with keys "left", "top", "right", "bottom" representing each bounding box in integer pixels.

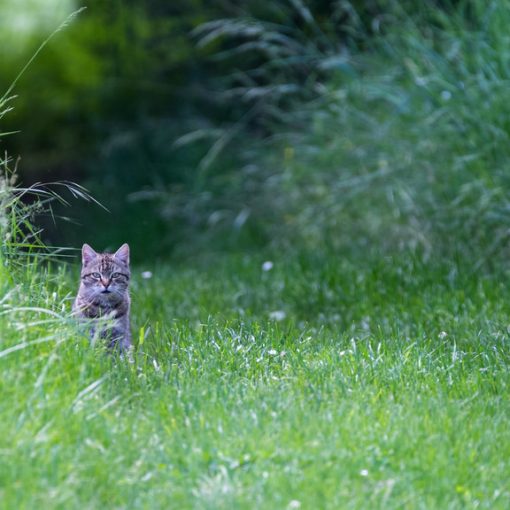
[
  {"left": 144, "top": 0, "right": 510, "bottom": 265},
  {"left": 271, "top": 0, "right": 510, "bottom": 264}
]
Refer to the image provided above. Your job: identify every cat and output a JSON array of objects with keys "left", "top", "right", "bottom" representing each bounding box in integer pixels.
[{"left": 73, "top": 243, "right": 132, "bottom": 351}]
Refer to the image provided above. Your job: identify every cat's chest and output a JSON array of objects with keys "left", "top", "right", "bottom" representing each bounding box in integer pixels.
[{"left": 74, "top": 295, "right": 128, "bottom": 318}]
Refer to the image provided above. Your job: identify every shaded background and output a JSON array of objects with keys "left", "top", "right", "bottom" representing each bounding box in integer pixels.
[{"left": 2, "top": 0, "right": 510, "bottom": 266}]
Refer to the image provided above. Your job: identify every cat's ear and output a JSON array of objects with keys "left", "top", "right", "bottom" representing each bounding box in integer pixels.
[
  {"left": 82, "top": 243, "right": 97, "bottom": 265},
  {"left": 114, "top": 243, "right": 130, "bottom": 265}
]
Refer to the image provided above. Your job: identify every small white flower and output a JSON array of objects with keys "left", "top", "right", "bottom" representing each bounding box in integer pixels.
[
  {"left": 141, "top": 271, "right": 153, "bottom": 279},
  {"left": 262, "top": 261, "right": 274, "bottom": 271},
  {"left": 360, "top": 469, "right": 369, "bottom": 477},
  {"left": 141, "top": 472, "right": 153, "bottom": 482},
  {"left": 269, "top": 310, "right": 286, "bottom": 321},
  {"left": 268, "top": 349, "right": 278, "bottom": 356},
  {"left": 288, "top": 501, "right": 301, "bottom": 509},
  {"left": 441, "top": 90, "right": 452, "bottom": 101},
  {"left": 439, "top": 331, "right": 448, "bottom": 339}
]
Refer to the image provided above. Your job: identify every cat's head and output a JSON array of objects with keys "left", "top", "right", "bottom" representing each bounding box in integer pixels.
[{"left": 79, "top": 243, "right": 130, "bottom": 303}]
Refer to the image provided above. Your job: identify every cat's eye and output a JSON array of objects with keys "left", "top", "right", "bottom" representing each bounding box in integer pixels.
[
  {"left": 112, "top": 272, "right": 121, "bottom": 278},
  {"left": 91, "top": 272, "right": 101, "bottom": 278}
]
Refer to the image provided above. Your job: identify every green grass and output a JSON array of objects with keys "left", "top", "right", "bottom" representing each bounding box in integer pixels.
[{"left": 1, "top": 252, "right": 510, "bottom": 509}]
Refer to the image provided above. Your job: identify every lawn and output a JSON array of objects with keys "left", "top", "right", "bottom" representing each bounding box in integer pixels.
[{"left": 1, "top": 252, "right": 509, "bottom": 509}]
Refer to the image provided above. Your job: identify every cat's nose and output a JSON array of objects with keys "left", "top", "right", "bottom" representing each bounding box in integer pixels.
[{"left": 101, "top": 278, "right": 110, "bottom": 289}]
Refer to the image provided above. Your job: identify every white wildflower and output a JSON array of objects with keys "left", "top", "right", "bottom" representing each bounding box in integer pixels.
[
  {"left": 441, "top": 90, "right": 452, "bottom": 101},
  {"left": 262, "top": 261, "right": 274, "bottom": 271},
  {"left": 269, "top": 310, "right": 286, "bottom": 321}
]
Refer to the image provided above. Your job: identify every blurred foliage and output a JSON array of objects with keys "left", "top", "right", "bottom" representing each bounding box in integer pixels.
[
  {"left": 4, "top": 0, "right": 510, "bottom": 265},
  {"left": 1, "top": 0, "right": 387, "bottom": 169},
  {"left": 1, "top": 0, "right": 388, "bottom": 254},
  {"left": 1, "top": 0, "right": 213, "bottom": 176}
]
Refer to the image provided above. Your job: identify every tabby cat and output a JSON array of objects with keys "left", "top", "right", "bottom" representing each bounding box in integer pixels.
[{"left": 73, "top": 243, "right": 132, "bottom": 351}]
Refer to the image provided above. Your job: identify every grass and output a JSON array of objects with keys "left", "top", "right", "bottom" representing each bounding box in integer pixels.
[{"left": 1, "top": 250, "right": 510, "bottom": 509}]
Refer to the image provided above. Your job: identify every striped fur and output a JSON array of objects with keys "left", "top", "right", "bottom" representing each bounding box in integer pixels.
[{"left": 73, "top": 243, "right": 131, "bottom": 351}]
